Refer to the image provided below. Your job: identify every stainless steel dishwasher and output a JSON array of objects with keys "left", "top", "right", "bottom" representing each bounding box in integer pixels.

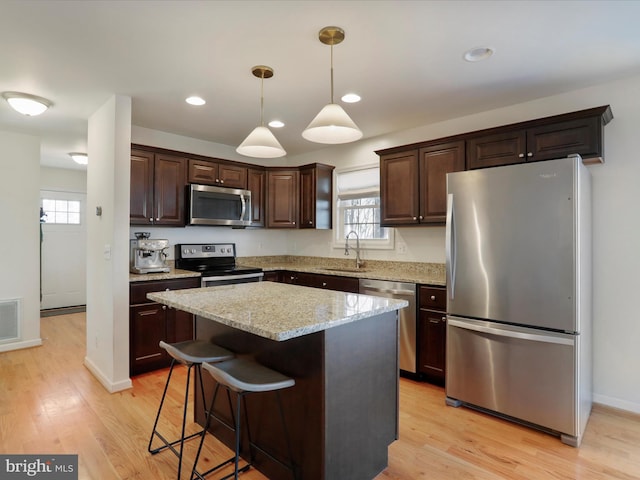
[{"left": 359, "top": 279, "right": 417, "bottom": 374}]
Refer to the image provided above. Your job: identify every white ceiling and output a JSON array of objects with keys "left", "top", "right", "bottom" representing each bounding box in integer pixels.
[{"left": 2, "top": 0, "right": 640, "bottom": 171}]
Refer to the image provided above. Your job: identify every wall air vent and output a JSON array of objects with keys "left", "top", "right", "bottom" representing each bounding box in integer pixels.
[{"left": 0, "top": 299, "right": 20, "bottom": 343}]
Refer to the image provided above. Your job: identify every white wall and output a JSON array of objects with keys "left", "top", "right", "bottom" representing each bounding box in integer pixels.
[
  {"left": 0, "top": 131, "right": 42, "bottom": 352},
  {"left": 84, "top": 95, "right": 132, "bottom": 392},
  {"left": 40, "top": 166, "right": 87, "bottom": 193}
]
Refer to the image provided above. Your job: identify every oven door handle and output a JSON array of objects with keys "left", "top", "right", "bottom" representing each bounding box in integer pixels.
[{"left": 202, "top": 272, "right": 264, "bottom": 283}]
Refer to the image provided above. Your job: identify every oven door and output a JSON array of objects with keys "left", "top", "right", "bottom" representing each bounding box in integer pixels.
[
  {"left": 189, "top": 184, "right": 252, "bottom": 227},
  {"left": 201, "top": 272, "right": 264, "bottom": 287}
]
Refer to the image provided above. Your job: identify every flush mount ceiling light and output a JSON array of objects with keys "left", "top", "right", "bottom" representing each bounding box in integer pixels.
[
  {"left": 2, "top": 91, "right": 53, "bottom": 116},
  {"left": 186, "top": 96, "right": 206, "bottom": 106},
  {"left": 236, "top": 65, "right": 286, "bottom": 158},
  {"left": 463, "top": 46, "right": 494, "bottom": 62},
  {"left": 302, "top": 26, "right": 363, "bottom": 144},
  {"left": 69, "top": 152, "right": 88, "bottom": 165}
]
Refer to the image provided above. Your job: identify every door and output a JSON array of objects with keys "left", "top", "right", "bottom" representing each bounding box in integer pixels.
[
  {"left": 446, "top": 316, "right": 576, "bottom": 436},
  {"left": 40, "top": 190, "right": 87, "bottom": 309},
  {"left": 446, "top": 157, "right": 578, "bottom": 331}
]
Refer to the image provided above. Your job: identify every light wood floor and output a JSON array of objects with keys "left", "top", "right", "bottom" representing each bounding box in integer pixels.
[{"left": 1, "top": 313, "right": 639, "bottom": 479}]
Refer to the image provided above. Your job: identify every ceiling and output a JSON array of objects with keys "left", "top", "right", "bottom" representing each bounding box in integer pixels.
[{"left": 2, "top": 1, "right": 640, "bottom": 171}]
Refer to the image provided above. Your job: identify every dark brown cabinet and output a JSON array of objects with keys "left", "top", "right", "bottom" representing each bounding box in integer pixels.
[
  {"left": 299, "top": 163, "right": 334, "bottom": 229},
  {"left": 467, "top": 107, "right": 612, "bottom": 169},
  {"left": 129, "top": 277, "right": 200, "bottom": 376},
  {"left": 247, "top": 167, "right": 266, "bottom": 227},
  {"left": 380, "top": 141, "right": 464, "bottom": 226},
  {"left": 188, "top": 159, "right": 248, "bottom": 189},
  {"left": 418, "top": 285, "right": 446, "bottom": 384},
  {"left": 130, "top": 149, "right": 187, "bottom": 226},
  {"left": 266, "top": 169, "right": 300, "bottom": 228},
  {"left": 280, "top": 271, "right": 359, "bottom": 293}
]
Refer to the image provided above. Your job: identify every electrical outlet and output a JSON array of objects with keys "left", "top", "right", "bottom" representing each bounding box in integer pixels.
[{"left": 397, "top": 242, "right": 407, "bottom": 254}]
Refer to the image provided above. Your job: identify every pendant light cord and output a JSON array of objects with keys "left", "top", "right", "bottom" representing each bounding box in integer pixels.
[
  {"left": 330, "top": 43, "right": 334, "bottom": 104},
  {"left": 260, "top": 73, "right": 265, "bottom": 127}
]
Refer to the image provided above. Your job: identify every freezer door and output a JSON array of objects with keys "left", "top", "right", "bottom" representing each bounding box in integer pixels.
[
  {"left": 446, "top": 157, "right": 580, "bottom": 332},
  {"left": 446, "top": 316, "right": 577, "bottom": 436}
]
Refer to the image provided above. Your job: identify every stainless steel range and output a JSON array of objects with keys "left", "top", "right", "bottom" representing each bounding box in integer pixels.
[{"left": 175, "top": 243, "right": 263, "bottom": 287}]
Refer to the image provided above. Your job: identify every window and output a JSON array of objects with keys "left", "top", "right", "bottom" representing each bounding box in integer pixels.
[
  {"left": 41, "top": 198, "right": 81, "bottom": 224},
  {"left": 334, "top": 165, "right": 393, "bottom": 249}
]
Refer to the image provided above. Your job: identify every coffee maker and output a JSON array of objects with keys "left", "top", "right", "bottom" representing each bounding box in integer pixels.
[{"left": 130, "top": 232, "right": 170, "bottom": 274}]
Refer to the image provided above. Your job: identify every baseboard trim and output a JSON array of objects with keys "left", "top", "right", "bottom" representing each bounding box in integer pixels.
[
  {"left": 41, "top": 305, "right": 86, "bottom": 317},
  {"left": 593, "top": 393, "right": 640, "bottom": 415},
  {"left": 84, "top": 356, "right": 132, "bottom": 393},
  {"left": 0, "top": 338, "right": 42, "bottom": 353}
]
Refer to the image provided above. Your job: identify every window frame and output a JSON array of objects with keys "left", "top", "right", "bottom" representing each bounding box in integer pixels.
[{"left": 332, "top": 164, "right": 394, "bottom": 251}]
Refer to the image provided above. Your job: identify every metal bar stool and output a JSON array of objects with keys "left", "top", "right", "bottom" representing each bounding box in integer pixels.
[
  {"left": 148, "top": 340, "right": 234, "bottom": 480},
  {"left": 191, "top": 358, "right": 296, "bottom": 480}
]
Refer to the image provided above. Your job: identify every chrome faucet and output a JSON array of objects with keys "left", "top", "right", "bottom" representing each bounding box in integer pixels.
[{"left": 344, "top": 230, "right": 363, "bottom": 269}]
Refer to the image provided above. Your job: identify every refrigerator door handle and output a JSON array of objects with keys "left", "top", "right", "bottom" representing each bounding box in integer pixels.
[
  {"left": 448, "top": 317, "right": 574, "bottom": 346},
  {"left": 446, "top": 193, "right": 456, "bottom": 300}
]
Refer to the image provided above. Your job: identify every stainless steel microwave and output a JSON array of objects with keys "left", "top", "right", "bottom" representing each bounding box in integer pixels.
[{"left": 188, "top": 184, "right": 252, "bottom": 227}]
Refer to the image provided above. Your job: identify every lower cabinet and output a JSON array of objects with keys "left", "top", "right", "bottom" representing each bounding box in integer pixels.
[
  {"left": 280, "top": 271, "right": 359, "bottom": 293},
  {"left": 418, "top": 285, "right": 447, "bottom": 384},
  {"left": 129, "top": 277, "right": 200, "bottom": 376}
]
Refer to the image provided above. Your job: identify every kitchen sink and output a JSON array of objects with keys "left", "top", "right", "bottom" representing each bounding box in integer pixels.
[{"left": 320, "top": 267, "right": 369, "bottom": 273}]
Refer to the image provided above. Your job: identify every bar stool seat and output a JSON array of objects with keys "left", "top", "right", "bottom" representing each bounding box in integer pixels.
[
  {"left": 192, "top": 358, "right": 296, "bottom": 480},
  {"left": 148, "top": 340, "right": 234, "bottom": 480}
]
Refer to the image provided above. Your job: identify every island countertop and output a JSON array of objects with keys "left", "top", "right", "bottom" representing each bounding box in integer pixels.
[{"left": 148, "top": 281, "right": 408, "bottom": 341}]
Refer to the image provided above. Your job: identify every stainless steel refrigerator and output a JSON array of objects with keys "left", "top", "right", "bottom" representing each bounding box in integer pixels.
[{"left": 445, "top": 155, "right": 592, "bottom": 447}]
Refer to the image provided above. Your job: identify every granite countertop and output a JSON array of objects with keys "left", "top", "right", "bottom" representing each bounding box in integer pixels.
[
  {"left": 238, "top": 256, "right": 446, "bottom": 286},
  {"left": 129, "top": 256, "right": 446, "bottom": 286},
  {"left": 148, "top": 282, "right": 408, "bottom": 341},
  {"left": 129, "top": 267, "right": 201, "bottom": 283}
]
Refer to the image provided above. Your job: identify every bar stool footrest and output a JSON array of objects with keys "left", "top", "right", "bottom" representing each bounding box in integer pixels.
[{"left": 192, "top": 456, "right": 250, "bottom": 480}]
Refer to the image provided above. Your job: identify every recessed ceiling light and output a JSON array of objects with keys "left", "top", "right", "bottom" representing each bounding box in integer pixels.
[
  {"left": 185, "top": 96, "right": 206, "bottom": 106},
  {"left": 341, "top": 93, "right": 361, "bottom": 103},
  {"left": 268, "top": 120, "right": 285, "bottom": 128},
  {"left": 463, "top": 47, "right": 494, "bottom": 62},
  {"left": 69, "top": 152, "right": 88, "bottom": 165},
  {"left": 2, "top": 91, "right": 53, "bottom": 116}
]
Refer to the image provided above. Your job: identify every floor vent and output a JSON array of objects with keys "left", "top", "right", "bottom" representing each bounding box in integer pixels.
[{"left": 0, "top": 299, "right": 20, "bottom": 343}]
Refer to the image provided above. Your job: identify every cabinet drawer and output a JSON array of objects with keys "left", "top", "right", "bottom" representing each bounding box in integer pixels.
[
  {"left": 130, "top": 277, "right": 200, "bottom": 305},
  {"left": 419, "top": 286, "right": 446, "bottom": 310}
]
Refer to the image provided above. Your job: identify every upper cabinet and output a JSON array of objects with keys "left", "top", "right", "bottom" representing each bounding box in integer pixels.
[
  {"left": 467, "top": 113, "right": 610, "bottom": 169},
  {"left": 266, "top": 168, "right": 300, "bottom": 228},
  {"left": 188, "top": 159, "right": 248, "bottom": 189},
  {"left": 378, "top": 105, "right": 613, "bottom": 227},
  {"left": 380, "top": 141, "right": 464, "bottom": 226},
  {"left": 299, "top": 163, "right": 334, "bottom": 229},
  {"left": 131, "top": 148, "right": 186, "bottom": 226},
  {"left": 266, "top": 163, "right": 334, "bottom": 229},
  {"left": 247, "top": 167, "right": 266, "bottom": 227}
]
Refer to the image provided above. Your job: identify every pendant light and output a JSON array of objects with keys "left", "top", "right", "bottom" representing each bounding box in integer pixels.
[
  {"left": 302, "top": 26, "right": 362, "bottom": 144},
  {"left": 236, "top": 65, "right": 286, "bottom": 158}
]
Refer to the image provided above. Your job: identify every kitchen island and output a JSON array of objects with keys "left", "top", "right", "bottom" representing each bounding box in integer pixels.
[{"left": 148, "top": 282, "right": 408, "bottom": 480}]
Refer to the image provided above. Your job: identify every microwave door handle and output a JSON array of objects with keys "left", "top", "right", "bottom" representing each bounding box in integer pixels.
[{"left": 240, "top": 194, "right": 247, "bottom": 221}]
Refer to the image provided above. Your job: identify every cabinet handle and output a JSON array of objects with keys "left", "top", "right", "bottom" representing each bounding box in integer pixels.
[
  {"left": 220, "top": 179, "right": 224, "bottom": 184},
  {"left": 155, "top": 217, "right": 160, "bottom": 221},
  {"left": 430, "top": 295, "right": 436, "bottom": 301},
  {"left": 162, "top": 305, "right": 167, "bottom": 310},
  {"left": 518, "top": 153, "right": 525, "bottom": 158},
  {"left": 149, "top": 218, "right": 153, "bottom": 222},
  {"left": 293, "top": 221, "right": 296, "bottom": 225},
  {"left": 309, "top": 221, "right": 313, "bottom": 225},
  {"left": 413, "top": 216, "right": 417, "bottom": 220},
  {"left": 442, "top": 316, "right": 447, "bottom": 322},
  {"left": 429, "top": 319, "right": 440, "bottom": 323},
  {"left": 165, "top": 288, "right": 170, "bottom": 291},
  {"left": 419, "top": 215, "right": 423, "bottom": 220},
  {"left": 527, "top": 152, "right": 533, "bottom": 157},
  {"left": 322, "top": 282, "right": 327, "bottom": 287}
]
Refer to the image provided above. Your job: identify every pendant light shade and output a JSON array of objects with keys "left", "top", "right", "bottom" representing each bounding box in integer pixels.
[
  {"left": 236, "top": 65, "right": 286, "bottom": 159},
  {"left": 237, "top": 126, "right": 286, "bottom": 158},
  {"left": 303, "top": 26, "right": 362, "bottom": 144}
]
